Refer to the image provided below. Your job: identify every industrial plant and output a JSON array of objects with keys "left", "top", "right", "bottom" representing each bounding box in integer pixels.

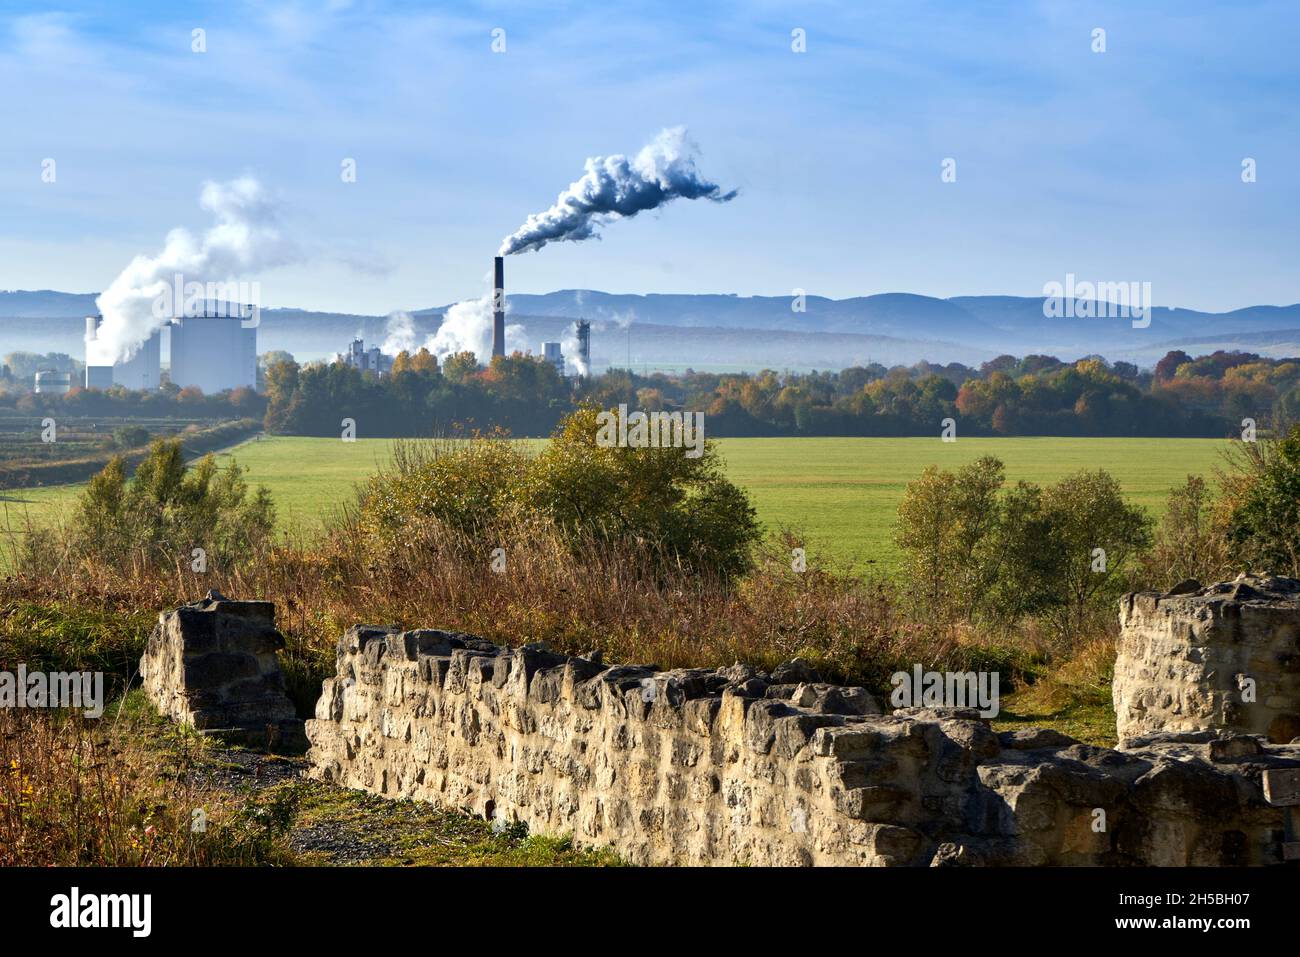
[
  {"left": 343, "top": 338, "right": 394, "bottom": 376},
  {"left": 168, "top": 308, "right": 257, "bottom": 394},
  {"left": 84, "top": 316, "right": 163, "bottom": 391},
  {"left": 493, "top": 255, "right": 590, "bottom": 378},
  {"left": 542, "top": 342, "right": 565, "bottom": 376},
  {"left": 83, "top": 307, "right": 256, "bottom": 394}
]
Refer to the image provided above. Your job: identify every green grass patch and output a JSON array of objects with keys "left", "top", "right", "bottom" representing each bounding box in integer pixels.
[
  {"left": 0, "top": 599, "right": 154, "bottom": 690},
  {"left": 4, "top": 435, "right": 1231, "bottom": 571}
]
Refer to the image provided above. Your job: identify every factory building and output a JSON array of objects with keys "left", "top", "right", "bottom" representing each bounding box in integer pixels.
[
  {"left": 542, "top": 342, "right": 565, "bottom": 376},
  {"left": 83, "top": 315, "right": 163, "bottom": 391},
  {"left": 168, "top": 309, "right": 257, "bottom": 394},
  {"left": 344, "top": 338, "right": 394, "bottom": 376},
  {"left": 34, "top": 370, "right": 72, "bottom": 395}
]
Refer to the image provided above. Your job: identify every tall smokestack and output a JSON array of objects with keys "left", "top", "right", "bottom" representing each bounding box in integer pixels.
[
  {"left": 576, "top": 319, "right": 591, "bottom": 377},
  {"left": 492, "top": 256, "right": 505, "bottom": 359}
]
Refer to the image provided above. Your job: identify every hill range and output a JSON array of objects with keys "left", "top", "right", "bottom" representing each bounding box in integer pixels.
[{"left": 4, "top": 289, "right": 1299, "bottom": 372}]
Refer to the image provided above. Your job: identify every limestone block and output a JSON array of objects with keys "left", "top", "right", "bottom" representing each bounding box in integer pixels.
[
  {"left": 140, "top": 590, "right": 302, "bottom": 747},
  {"left": 1116, "top": 575, "right": 1300, "bottom": 743}
]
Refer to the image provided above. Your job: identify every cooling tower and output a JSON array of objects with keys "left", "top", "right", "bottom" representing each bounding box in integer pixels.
[{"left": 168, "top": 311, "right": 256, "bottom": 393}]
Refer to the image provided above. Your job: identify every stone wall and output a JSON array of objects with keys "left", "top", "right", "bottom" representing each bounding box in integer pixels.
[
  {"left": 140, "top": 590, "right": 303, "bottom": 747},
  {"left": 306, "top": 625, "right": 1300, "bottom": 866},
  {"left": 1116, "top": 575, "right": 1300, "bottom": 745}
]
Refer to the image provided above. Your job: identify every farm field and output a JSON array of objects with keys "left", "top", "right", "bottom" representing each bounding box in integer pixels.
[{"left": 0, "top": 435, "right": 1231, "bottom": 569}]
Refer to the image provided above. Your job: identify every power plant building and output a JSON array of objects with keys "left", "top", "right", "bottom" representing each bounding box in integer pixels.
[
  {"left": 542, "top": 341, "right": 565, "bottom": 376},
  {"left": 34, "top": 370, "right": 72, "bottom": 394},
  {"left": 84, "top": 315, "right": 162, "bottom": 391},
  {"left": 168, "top": 310, "right": 257, "bottom": 394}
]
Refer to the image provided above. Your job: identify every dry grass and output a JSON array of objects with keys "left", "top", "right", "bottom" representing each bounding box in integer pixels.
[
  {"left": 12, "top": 501, "right": 1039, "bottom": 706},
  {"left": 0, "top": 696, "right": 295, "bottom": 866}
]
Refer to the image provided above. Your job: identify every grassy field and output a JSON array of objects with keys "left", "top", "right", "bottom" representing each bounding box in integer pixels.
[{"left": 0, "top": 435, "right": 1231, "bottom": 569}]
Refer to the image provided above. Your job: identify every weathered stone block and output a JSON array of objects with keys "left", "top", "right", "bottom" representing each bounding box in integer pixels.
[
  {"left": 1116, "top": 574, "right": 1300, "bottom": 743},
  {"left": 140, "top": 591, "right": 303, "bottom": 748}
]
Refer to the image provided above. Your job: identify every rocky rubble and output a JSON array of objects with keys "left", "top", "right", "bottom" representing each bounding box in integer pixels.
[{"left": 306, "top": 625, "right": 1300, "bottom": 866}]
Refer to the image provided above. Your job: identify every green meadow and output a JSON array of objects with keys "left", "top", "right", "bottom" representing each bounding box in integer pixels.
[{"left": 0, "top": 435, "right": 1230, "bottom": 570}]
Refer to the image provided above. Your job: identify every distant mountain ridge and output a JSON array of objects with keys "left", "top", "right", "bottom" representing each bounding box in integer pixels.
[{"left": 4, "top": 288, "right": 1300, "bottom": 370}]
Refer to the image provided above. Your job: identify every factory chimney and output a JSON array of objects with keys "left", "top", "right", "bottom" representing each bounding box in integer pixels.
[
  {"left": 492, "top": 256, "right": 505, "bottom": 359},
  {"left": 576, "top": 319, "right": 591, "bottom": 377}
]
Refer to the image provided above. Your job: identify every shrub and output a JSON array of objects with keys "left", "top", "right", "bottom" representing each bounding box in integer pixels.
[
  {"left": 1225, "top": 424, "right": 1300, "bottom": 575},
  {"left": 357, "top": 406, "right": 762, "bottom": 579},
  {"left": 893, "top": 455, "right": 1005, "bottom": 622},
  {"left": 112, "top": 425, "right": 150, "bottom": 449},
  {"left": 1142, "top": 474, "right": 1233, "bottom": 588},
  {"left": 25, "top": 439, "right": 275, "bottom": 576},
  {"left": 1032, "top": 469, "right": 1153, "bottom": 638},
  {"left": 894, "top": 460, "right": 1153, "bottom": 641}
]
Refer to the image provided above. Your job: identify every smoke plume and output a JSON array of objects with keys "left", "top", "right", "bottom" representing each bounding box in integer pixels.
[
  {"left": 380, "top": 311, "right": 418, "bottom": 355},
  {"left": 90, "top": 177, "right": 294, "bottom": 364},
  {"left": 561, "top": 321, "right": 588, "bottom": 377},
  {"left": 389, "top": 294, "right": 524, "bottom": 364},
  {"left": 498, "top": 127, "right": 735, "bottom": 256}
]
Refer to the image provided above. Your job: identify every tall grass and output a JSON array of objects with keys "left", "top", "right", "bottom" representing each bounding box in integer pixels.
[{"left": 0, "top": 699, "right": 295, "bottom": 866}]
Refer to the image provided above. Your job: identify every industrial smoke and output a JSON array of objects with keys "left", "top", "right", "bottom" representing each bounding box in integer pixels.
[
  {"left": 383, "top": 293, "right": 524, "bottom": 363},
  {"left": 90, "top": 177, "right": 294, "bottom": 365},
  {"left": 497, "top": 127, "right": 736, "bottom": 256}
]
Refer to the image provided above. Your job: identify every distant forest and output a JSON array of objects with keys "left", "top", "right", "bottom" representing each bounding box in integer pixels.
[
  {"left": 257, "top": 348, "right": 1300, "bottom": 439},
  {"left": 5, "top": 348, "right": 1294, "bottom": 439}
]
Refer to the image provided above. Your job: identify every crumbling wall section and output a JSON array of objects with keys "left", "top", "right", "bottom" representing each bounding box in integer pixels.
[
  {"left": 1116, "top": 575, "right": 1300, "bottom": 745},
  {"left": 140, "top": 591, "right": 302, "bottom": 746},
  {"left": 307, "top": 625, "right": 1299, "bottom": 866}
]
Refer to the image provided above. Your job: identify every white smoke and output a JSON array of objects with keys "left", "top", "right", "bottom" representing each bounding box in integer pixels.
[
  {"left": 90, "top": 177, "right": 294, "bottom": 364},
  {"left": 498, "top": 127, "right": 736, "bottom": 256},
  {"left": 392, "top": 294, "right": 525, "bottom": 365},
  {"left": 380, "top": 311, "right": 418, "bottom": 355},
  {"left": 561, "top": 321, "right": 588, "bottom": 377}
]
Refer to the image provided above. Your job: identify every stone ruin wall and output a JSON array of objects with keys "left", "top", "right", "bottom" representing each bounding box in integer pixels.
[
  {"left": 1115, "top": 575, "right": 1300, "bottom": 745},
  {"left": 305, "top": 623, "right": 1300, "bottom": 866},
  {"left": 134, "top": 580, "right": 1300, "bottom": 865},
  {"left": 139, "top": 591, "right": 302, "bottom": 747}
]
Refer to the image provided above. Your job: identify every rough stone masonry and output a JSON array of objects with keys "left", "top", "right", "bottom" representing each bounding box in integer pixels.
[
  {"left": 305, "top": 622, "right": 1300, "bottom": 866},
  {"left": 139, "top": 590, "right": 303, "bottom": 747},
  {"left": 1115, "top": 574, "right": 1300, "bottom": 745}
]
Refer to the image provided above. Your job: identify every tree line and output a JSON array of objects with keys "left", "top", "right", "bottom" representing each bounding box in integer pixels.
[{"left": 261, "top": 348, "right": 1300, "bottom": 438}]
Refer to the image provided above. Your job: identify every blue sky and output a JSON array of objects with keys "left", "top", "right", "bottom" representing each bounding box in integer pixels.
[{"left": 1, "top": 0, "right": 1297, "bottom": 315}]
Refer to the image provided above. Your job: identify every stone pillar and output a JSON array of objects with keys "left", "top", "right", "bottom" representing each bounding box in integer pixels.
[
  {"left": 1115, "top": 575, "right": 1300, "bottom": 745},
  {"left": 140, "top": 590, "right": 304, "bottom": 748}
]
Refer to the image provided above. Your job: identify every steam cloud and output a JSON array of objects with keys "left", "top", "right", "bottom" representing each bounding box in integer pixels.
[
  {"left": 90, "top": 177, "right": 294, "bottom": 364},
  {"left": 382, "top": 295, "right": 524, "bottom": 364},
  {"left": 498, "top": 127, "right": 736, "bottom": 256},
  {"left": 561, "top": 321, "right": 588, "bottom": 377},
  {"left": 380, "top": 311, "right": 418, "bottom": 355}
]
